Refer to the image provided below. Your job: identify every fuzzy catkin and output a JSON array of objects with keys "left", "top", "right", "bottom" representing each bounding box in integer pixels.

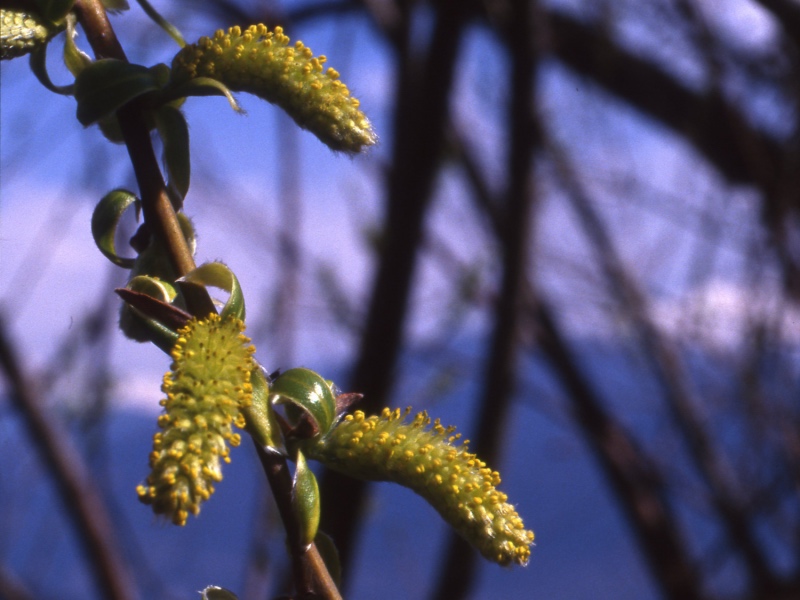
[
  {"left": 136, "top": 314, "right": 255, "bottom": 525},
  {"left": 302, "top": 408, "right": 535, "bottom": 566},
  {"left": 171, "top": 24, "right": 376, "bottom": 153},
  {"left": 1, "top": 9, "right": 53, "bottom": 60}
]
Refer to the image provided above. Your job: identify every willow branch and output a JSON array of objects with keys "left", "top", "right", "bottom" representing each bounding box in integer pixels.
[
  {"left": 71, "top": 3, "right": 340, "bottom": 597},
  {"left": 72, "top": 0, "right": 213, "bottom": 317},
  {"left": 317, "top": 0, "right": 471, "bottom": 574},
  {"left": 0, "top": 315, "right": 136, "bottom": 600},
  {"left": 432, "top": 0, "right": 539, "bottom": 596},
  {"left": 253, "top": 442, "right": 342, "bottom": 600}
]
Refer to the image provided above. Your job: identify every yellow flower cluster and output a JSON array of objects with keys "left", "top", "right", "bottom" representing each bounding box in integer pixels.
[
  {"left": 137, "top": 314, "right": 255, "bottom": 525},
  {"left": 0, "top": 9, "right": 53, "bottom": 61},
  {"left": 171, "top": 24, "right": 376, "bottom": 153},
  {"left": 302, "top": 408, "right": 534, "bottom": 566}
]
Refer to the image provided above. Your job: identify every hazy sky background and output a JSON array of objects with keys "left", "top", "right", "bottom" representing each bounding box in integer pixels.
[{"left": 1, "top": 1, "right": 797, "bottom": 598}]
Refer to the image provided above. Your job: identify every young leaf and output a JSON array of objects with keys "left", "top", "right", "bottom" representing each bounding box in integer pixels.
[
  {"left": 270, "top": 368, "right": 337, "bottom": 439},
  {"left": 179, "top": 262, "right": 245, "bottom": 321},
  {"left": 155, "top": 105, "right": 191, "bottom": 200},
  {"left": 313, "top": 531, "right": 341, "bottom": 586},
  {"left": 200, "top": 587, "right": 239, "bottom": 600},
  {"left": 91, "top": 188, "right": 139, "bottom": 268},
  {"left": 63, "top": 13, "right": 91, "bottom": 77},
  {"left": 292, "top": 450, "right": 321, "bottom": 548},
  {"left": 74, "top": 59, "right": 162, "bottom": 126},
  {"left": 242, "top": 366, "right": 284, "bottom": 451},
  {"left": 116, "top": 282, "right": 186, "bottom": 352}
]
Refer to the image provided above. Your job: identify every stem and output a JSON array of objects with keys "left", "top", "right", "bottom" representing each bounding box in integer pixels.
[
  {"left": 72, "top": 0, "right": 214, "bottom": 317},
  {"left": 253, "top": 442, "right": 343, "bottom": 600},
  {"left": 0, "top": 316, "right": 136, "bottom": 600},
  {"left": 71, "top": 4, "right": 341, "bottom": 596}
]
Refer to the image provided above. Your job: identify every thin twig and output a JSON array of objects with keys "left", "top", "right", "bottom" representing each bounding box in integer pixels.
[
  {"left": 70, "top": 2, "right": 342, "bottom": 596},
  {"left": 253, "top": 442, "right": 343, "bottom": 600},
  {"left": 0, "top": 315, "right": 136, "bottom": 600},
  {"left": 72, "top": 0, "right": 214, "bottom": 317}
]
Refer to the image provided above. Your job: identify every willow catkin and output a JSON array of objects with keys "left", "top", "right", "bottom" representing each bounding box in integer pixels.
[
  {"left": 1, "top": 9, "right": 54, "bottom": 61},
  {"left": 171, "top": 24, "right": 376, "bottom": 153},
  {"left": 301, "top": 408, "right": 535, "bottom": 566},
  {"left": 136, "top": 314, "right": 255, "bottom": 525}
]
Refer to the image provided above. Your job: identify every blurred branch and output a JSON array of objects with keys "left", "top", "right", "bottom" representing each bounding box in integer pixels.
[
  {"left": 431, "top": 0, "right": 539, "bottom": 597},
  {"left": 753, "top": 0, "right": 800, "bottom": 46},
  {"left": 448, "top": 108, "right": 704, "bottom": 600},
  {"left": 530, "top": 302, "right": 703, "bottom": 598},
  {"left": 543, "top": 10, "right": 782, "bottom": 189},
  {"left": 318, "top": 0, "right": 474, "bottom": 578},
  {"left": 543, "top": 128, "right": 780, "bottom": 590},
  {"left": 253, "top": 442, "right": 342, "bottom": 600},
  {"left": 0, "top": 315, "right": 136, "bottom": 600},
  {"left": 0, "top": 563, "right": 35, "bottom": 600}
]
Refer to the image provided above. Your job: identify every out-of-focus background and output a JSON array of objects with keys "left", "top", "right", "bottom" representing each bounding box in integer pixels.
[{"left": 2, "top": 0, "right": 800, "bottom": 598}]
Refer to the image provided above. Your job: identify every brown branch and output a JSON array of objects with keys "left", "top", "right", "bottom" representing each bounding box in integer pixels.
[
  {"left": 0, "top": 315, "right": 136, "bottom": 600},
  {"left": 253, "top": 442, "right": 342, "bottom": 600},
  {"left": 317, "top": 0, "right": 474, "bottom": 576},
  {"left": 71, "top": 2, "right": 340, "bottom": 597},
  {"left": 543, "top": 9, "right": 783, "bottom": 190},
  {"left": 543, "top": 128, "right": 780, "bottom": 590},
  {"left": 72, "top": 0, "right": 214, "bottom": 317},
  {"left": 431, "top": 0, "right": 539, "bottom": 597}
]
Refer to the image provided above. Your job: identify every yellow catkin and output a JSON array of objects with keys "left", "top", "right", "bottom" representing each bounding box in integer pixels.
[
  {"left": 136, "top": 314, "right": 255, "bottom": 525},
  {"left": 171, "top": 23, "right": 376, "bottom": 153},
  {"left": 0, "top": 9, "right": 55, "bottom": 61},
  {"left": 302, "top": 408, "right": 535, "bottom": 566}
]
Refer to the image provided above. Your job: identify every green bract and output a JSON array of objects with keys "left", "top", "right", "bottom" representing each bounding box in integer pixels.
[
  {"left": 292, "top": 450, "right": 321, "bottom": 547},
  {"left": 271, "top": 367, "right": 337, "bottom": 437},
  {"left": 170, "top": 24, "right": 377, "bottom": 153}
]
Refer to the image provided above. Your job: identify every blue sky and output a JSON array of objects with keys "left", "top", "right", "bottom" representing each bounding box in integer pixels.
[{"left": 2, "top": 1, "right": 798, "bottom": 598}]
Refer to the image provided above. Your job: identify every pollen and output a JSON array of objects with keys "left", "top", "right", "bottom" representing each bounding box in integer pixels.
[
  {"left": 170, "top": 23, "right": 377, "bottom": 153},
  {"left": 137, "top": 315, "right": 255, "bottom": 525},
  {"left": 301, "top": 407, "right": 535, "bottom": 566}
]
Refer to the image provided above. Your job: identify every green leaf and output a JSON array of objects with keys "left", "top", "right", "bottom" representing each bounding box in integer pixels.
[
  {"left": 101, "top": 0, "right": 130, "bottom": 13},
  {"left": 135, "top": 0, "right": 185, "bottom": 47},
  {"left": 91, "top": 188, "right": 139, "bottom": 268},
  {"left": 292, "top": 450, "right": 321, "bottom": 547},
  {"left": 155, "top": 105, "right": 190, "bottom": 200},
  {"left": 199, "top": 586, "right": 239, "bottom": 600},
  {"left": 179, "top": 262, "right": 245, "bottom": 321},
  {"left": 75, "top": 59, "right": 161, "bottom": 126},
  {"left": 127, "top": 274, "right": 177, "bottom": 303},
  {"left": 29, "top": 43, "right": 74, "bottom": 95},
  {"left": 271, "top": 368, "right": 336, "bottom": 438},
  {"left": 242, "top": 366, "right": 284, "bottom": 451},
  {"left": 33, "top": 0, "right": 75, "bottom": 24},
  {"left": 116, "top": 283, "right": 188, "bottom": 352},
  {"left": 163, "top": 77, "right": 243, "bottom": 113},
  {"left": 63, "top": 14, "right": 91, "bottom": 78},
  {"left": 313, "top": 530, "right": 342, "bottom": 586}
]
